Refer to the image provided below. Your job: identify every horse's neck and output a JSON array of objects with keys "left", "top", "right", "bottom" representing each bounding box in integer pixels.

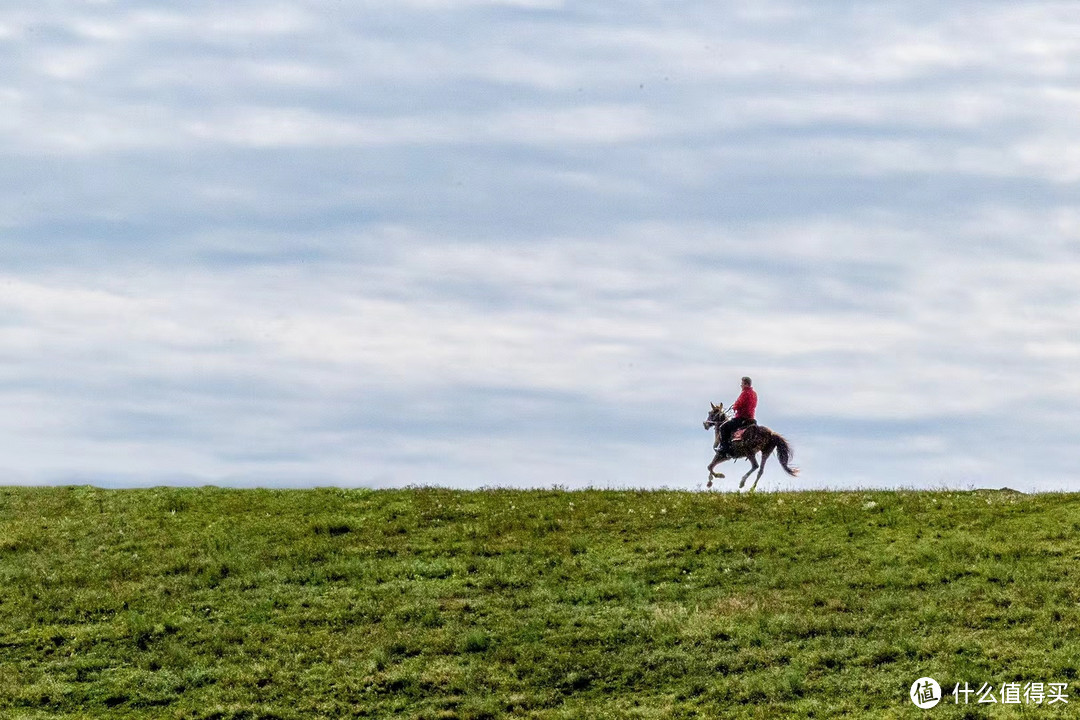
[{"left": 708, "top": 414, "right": 728, "bottom": 444}]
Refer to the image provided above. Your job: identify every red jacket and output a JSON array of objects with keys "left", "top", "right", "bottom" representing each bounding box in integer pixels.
[{"left": 732, "top": 387, "right": 757, "bottom": 420}]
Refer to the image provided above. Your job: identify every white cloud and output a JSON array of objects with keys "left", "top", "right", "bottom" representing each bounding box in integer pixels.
[{"left": 179, "top": 104, "right": 658, "bottom": 149}]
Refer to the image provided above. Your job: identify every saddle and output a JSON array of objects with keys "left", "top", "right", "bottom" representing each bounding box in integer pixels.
[
  {"left": 729, "top": 420, "right": 758, "bottom": 445},
  {"left": 715, "top": 419, "right": 758, "bottom": 457},
  {"left": 732, "top": 419, "right": 757, "bottom": 439}
]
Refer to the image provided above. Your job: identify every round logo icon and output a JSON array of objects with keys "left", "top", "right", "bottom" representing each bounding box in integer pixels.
[{"left": 910, "top": 677, "right": 941, "bottom": 709}]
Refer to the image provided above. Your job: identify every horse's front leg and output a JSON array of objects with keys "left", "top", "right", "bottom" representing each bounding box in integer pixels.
[{"left": 707, "top": 451, "right": 727, "bottom": 487}]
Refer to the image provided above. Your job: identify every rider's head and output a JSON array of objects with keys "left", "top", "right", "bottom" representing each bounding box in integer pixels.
[{"left": 741, "top": 376, "right": 752, "bottom": 388}]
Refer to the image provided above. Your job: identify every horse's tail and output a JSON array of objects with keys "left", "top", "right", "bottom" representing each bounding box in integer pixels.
[{"left": 773, "top": 434, "right": 799, "bottom": 476}]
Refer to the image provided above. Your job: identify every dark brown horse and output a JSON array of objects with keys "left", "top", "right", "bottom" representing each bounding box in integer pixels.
[{"left": 703, "top": 403, "right": 798, "bottom": 490}]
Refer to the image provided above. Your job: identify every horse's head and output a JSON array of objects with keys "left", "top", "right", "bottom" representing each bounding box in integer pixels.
[{"left": 703, "top": 402, "right": 728, "bottom": 430}]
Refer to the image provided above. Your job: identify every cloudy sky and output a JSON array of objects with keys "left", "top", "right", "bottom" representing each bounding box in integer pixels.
[{"left": 1, "top": 1, "right": 1077, "bottom": 491}]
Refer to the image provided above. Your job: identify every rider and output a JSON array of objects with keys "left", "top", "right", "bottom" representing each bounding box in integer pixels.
[{"left": 717, "top": 376, "right": 757, "bottom": 456}]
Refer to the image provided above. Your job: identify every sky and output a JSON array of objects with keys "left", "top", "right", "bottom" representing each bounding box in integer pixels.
[{"left": 1, "top": 1, "right": 1078, "bottom": 492}]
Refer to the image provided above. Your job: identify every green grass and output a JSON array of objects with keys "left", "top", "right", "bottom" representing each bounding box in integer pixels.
[{"left": 2, "top": 486, "right": 1079, "bottom": 718}]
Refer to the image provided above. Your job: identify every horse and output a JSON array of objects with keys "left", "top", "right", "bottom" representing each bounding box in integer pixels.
[{"left": 703, "top": 403, "right": 798, "bottom": 491}]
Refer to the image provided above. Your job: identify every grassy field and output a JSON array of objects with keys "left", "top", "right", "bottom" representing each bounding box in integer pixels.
[{"left": 2, "top": 486, "right": 1079, "bottom": 719}]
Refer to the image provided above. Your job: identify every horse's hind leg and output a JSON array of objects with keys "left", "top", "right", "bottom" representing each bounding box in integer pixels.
[
  {"left": 739, "top": 453, "right": 759, "bottom": 489},
  {"left": 749, "top": 448, "right": 773, "bottom": 492}
]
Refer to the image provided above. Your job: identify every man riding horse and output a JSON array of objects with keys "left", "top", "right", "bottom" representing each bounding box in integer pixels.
[{"left": 704, "top": 376, "right": 798, "bottom": 490}]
